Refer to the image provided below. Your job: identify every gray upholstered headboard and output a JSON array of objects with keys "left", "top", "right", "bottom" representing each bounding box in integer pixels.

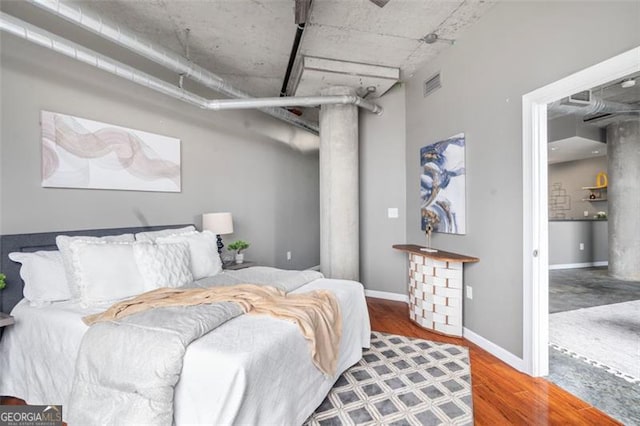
[{"left": 0, "top": 224, "right": 193, "bottom": 314}]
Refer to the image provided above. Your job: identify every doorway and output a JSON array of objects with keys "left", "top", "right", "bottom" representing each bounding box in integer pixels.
[
  {"left": 521, "top": 46, "right": 640, "bottom": 378},
  {"left": 544, "top": 75, "right": 640, "bottom": 423}
]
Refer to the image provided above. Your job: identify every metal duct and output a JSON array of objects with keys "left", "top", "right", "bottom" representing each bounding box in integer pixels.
[
  {"left": 1, "top": 13, "right": 382, "bottom": 131},
  {"left": 207, "top": 95, "right": 382, "bottom": 113},
  {"left": 548, "top": 96, "right": 635, "bottom": 117},
  {"left": 0, "top": 12, "right": 209, "bottom": 108},
  {"left": 27, "top": 0, "right": 383, "bottom": 130}
]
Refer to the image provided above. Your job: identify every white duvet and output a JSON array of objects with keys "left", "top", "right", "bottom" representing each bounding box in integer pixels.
[{"left": 0, "top": 278, "right": 371, "bottom": 425}]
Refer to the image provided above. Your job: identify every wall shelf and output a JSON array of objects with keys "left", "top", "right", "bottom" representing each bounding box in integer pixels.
[{"left": 582, "top": 184, "right": 607, "bottom": 202}]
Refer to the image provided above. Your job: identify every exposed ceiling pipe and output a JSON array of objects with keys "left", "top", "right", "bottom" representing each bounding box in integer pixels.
[
  {"left": 280, "top": 23, "right": 305, "bottom": 97},
  {"left": 208, "top": 95, "right": 382, "bottom": 113},
  {"left": 0, "top": 13, "right": 382, "bottom": 118},
  {"left": 294, "top": 0, "right": 312, "bottom": 24},
  {"left": 0, "top": 12, "right": 208, "bottom": 107},
  {"left": 548, "top": 96, "right": 636, "bottom": 117},
  {"left": 27, "top": 0, "right": 383, "bottom": 131}
]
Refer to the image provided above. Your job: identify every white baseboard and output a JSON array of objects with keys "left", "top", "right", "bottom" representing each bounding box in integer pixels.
[
  {"left": 548, "top": 261, "right": 608, "bottom": 270},
  {"left": 463, "top": 327, "right": 526, "bottom": 373},
  {"left": 363, "top": 293, "right": 526, "bottom": 372},
  {"left": 364, "top": 289, "right": 409, "bottom": 303},
  {"left": 364, "top": 292, "right": 525, "bottom": 373}
]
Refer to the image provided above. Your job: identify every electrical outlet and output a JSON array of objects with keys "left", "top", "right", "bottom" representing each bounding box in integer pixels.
[
  {"left": 584, "top": 211, "right": 589, "bottom": 217},
  {"left": 388, "top": 208, "right": 399, "bottom": 218},
  {"left": 466, "top": 285, "right": 473, "bottom": 300},
  {"left": 579, "top": 243, "right": 584, "bottom": 251},
  {"left": 286, "top": 251, "right": 292, "bottom": 261}
]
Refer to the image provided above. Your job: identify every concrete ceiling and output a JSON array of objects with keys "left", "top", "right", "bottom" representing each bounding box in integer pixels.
[
  {"left": 69, "top": 0, "right": 298, "bottom": 98},
  {"left": 591, "top": 70, "right": 640, "bottom": 106},
  {"left": 12, "top": 0, "right": 494, "bottom": 102},
  {"left": 300, "top": 0, "right": 493, "bottom": 82}
]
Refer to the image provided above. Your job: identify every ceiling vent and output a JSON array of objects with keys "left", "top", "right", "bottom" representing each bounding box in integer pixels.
[
  {"left": 370, "top": 0, "right": 391, "bottom": 7},
  {"left": 561, "top": 90, "right": 592, "bottom": 107},
  {"left": 423, "top": 73, "right": 442, "bottom": 97}
]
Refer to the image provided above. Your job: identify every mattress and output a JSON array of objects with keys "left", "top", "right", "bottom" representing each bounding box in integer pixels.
[{"left": 0, "top": 278, "right": 371, "bottom": 425}]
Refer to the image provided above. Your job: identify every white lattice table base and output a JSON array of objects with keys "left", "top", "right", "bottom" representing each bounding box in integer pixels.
[
  {"left": 394, "top": 245, "right": 479, "bottom": 338},
  {"left": 408, "top": 254, "right": 463, "bottom": 336}
]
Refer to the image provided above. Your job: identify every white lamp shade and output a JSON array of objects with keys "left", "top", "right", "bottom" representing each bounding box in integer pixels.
[{"left": 202, "top": 212, "right": 234, "bottom": 235}]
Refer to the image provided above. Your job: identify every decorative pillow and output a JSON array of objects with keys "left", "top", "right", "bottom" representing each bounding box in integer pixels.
[
  {"left": 133, "top": 242, "right": 193, "bottom": 289},
  {"left": 69, "top": 240, "right": 146, "bottom": 306},
  {"left": 56, "top": 233, "right": 135, "bottom": 299},
  {"left": 134, "top": 226, "right": 196, "bottom": 242},
  {"left": 156, "top": 231, "right": 222, "bottom": 280},
  {"left": 8, "top": 250, "right": 71, "bottom": 306}
]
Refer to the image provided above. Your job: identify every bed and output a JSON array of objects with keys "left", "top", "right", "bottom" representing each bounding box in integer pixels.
[{"left": 0, "top": 225, "right": 371, "bottom": 424}]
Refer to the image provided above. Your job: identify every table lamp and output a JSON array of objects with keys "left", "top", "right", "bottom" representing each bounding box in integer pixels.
[{"left": 202, "top": 212, "right": 234, "bottom": 254}]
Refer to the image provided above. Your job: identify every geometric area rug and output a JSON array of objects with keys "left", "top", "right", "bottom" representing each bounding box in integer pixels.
[{"left": 305, "top": 332, "right": 473, "bottom": 425}]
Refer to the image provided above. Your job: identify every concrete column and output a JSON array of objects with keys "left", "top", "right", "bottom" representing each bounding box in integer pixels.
[
  {"left": 319, "top": 86, "right": 359, "bottom": 280},
  {"left": 607, "top": 118, "right": 640, "bottom": 281}
]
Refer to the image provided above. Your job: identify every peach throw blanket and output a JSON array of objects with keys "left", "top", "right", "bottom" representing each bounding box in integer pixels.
[{"left": 84, "top": 284, "right": 342, "bottom": 376}]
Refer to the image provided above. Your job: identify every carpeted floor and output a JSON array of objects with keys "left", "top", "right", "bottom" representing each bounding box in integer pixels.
[
  {"left": 549, "top": 299, "right": 640, "bottom": 383},
  {"left": 305, "top": 332, "right": 473, "bottom": 426}
]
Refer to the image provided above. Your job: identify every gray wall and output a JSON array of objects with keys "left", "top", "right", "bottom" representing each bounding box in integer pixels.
[
  {"left": 0, "top": 35, "right": 320, "bottom": 270},
  {"left": 548, "top": 156, "right": 608, "bottom": 220},
  {"left": 360, "top": 84, "right": 407, "bottom": 294},
  {"left": 549, "top": 221, "right": 608, "bottom": 266},
  {"left": 403, "top": 1, "right": 640, "bottom": 357}
]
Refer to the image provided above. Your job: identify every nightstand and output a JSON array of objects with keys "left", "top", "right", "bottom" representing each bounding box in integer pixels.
[
  {"left": 0, "top": 312, "right": 14, "bottom": 328},
  {"left": 223, "top": 261, "right": 256, "bottom": 270}
]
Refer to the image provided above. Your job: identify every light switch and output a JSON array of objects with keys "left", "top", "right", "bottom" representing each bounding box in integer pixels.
[{"left": 388, "top": 208, "right": 399, "bottom": 218}]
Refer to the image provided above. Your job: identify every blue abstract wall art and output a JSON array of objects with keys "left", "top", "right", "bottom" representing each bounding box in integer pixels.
[{"left": 420, "top": 133, "right": 466, "bottom": 235}]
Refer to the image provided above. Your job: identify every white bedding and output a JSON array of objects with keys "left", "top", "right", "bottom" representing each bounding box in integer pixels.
[{"left": 0, "top": 278, "right": 371, "bottom": 425}]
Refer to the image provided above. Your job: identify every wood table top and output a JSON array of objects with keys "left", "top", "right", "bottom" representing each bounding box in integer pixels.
[{"left": 392, "top": 244, "right": 479, "bottom": 263}]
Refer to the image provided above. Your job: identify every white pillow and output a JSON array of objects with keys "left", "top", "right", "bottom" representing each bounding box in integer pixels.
[
  {"left": 133, "top": 242, "right": 193, "bottom": 289},
  {"left": 8, "top": 250, "right": 71, "bottom": 306},
  {"left": 157, "top": 231, "right": 222, "bottom": 280},
  {"left": 69, "top": 240, "right": 146, "bottom": 306},
  {"left": 134, "top": 226, "right": 196, "bottom": 242},
  {"left": 56, "top": 233, "right": 135, "bottom": 299}
]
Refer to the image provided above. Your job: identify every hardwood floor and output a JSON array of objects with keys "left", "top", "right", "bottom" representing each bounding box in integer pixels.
[
  {"left": 367, "top": 297, "right": 622, "bottom": 425},
  {"left": 2, "top": 297, "right": 622, "bottom": 425}
]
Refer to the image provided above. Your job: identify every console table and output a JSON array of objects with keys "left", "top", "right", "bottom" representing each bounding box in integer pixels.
[{"left": 393, "top": 244, "right": 479, "bottom": 337}]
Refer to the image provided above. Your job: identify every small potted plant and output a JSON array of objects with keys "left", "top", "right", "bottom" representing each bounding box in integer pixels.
[
  {"left": 227, "top": 240, "right": 250, "bottom": 264},
  {"left": 0, "top": 273, "right": 6, "bottom": 290},
  {"left": 594, "top": 211, "right": 607, "bottom": 220}
]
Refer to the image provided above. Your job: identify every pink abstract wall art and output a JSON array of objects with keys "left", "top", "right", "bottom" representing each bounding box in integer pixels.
[{"left": 41, "top": 111, "right": 181, "bottom": 192}]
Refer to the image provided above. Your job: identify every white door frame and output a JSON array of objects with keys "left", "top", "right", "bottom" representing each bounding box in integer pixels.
[{"left": 522, "top": 46, "right": 640, "bottom": 377}]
